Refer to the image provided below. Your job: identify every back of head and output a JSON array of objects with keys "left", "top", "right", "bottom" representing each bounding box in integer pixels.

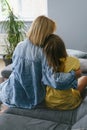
[
  {"left": 44, "top": 34, "right": 67, "bottom": 72},
  {"left": 27, "top": 15, "right": 56, "bottom": 46}
]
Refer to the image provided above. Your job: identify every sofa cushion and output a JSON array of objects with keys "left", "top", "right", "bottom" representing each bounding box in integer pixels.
[
  {"left": 71, "top": 115, "right": 87, "bottom": 130},
  {"left": 66, "top": 49, "right": 87, "bottom": 73},
  {"left": 2, "top": 96, "right": 87, "bottom": 130},
  {"left": 4, "top": 96, "right": 87, "bottom": 126},
  {"left": 0, "top": 113, "right": 62, "bottom": 130},
  {"left": 75, "top": 96, "right": 87, "bottom": 122},
  {"left": 79, "top": 58, "right": 87, "bottom": 73},
  {"left": 5, "top": 107, "right": 77, "bottom": 125},
  {"left": 67, "top": 49, "right": 87, "bottom": 58},
  {"left": 1, "top": 64, "right": 12, "bottom": 78}
]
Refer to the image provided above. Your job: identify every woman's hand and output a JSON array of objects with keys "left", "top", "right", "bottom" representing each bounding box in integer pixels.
[{"left": 75, "top": 68, "right": 82, "bottom": 78}]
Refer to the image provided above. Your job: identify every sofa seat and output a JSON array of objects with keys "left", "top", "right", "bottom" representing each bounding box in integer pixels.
[
  {"left": 0, "top": 96, "right": 87, "bottom": 130},
  {"left": 0, "top": 113, "right": 61, "bottom": 130}
]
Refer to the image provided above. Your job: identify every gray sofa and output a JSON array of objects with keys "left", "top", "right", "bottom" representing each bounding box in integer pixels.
[
  {"left": 1, "top": 49, "right": 87, "bottom": 130},
  {"left": 0, "top": 99, "right": 87, "bottom": 130}
]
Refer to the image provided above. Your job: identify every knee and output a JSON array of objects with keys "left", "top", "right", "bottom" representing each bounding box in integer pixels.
[
  {"left": 81, "top": 76, "right": 87, "bottom": 83},
  {"left": 82, "top": 76, "right": 87, "bottom": 80}
]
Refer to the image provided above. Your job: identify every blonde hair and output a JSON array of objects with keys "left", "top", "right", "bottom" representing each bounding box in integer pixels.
[{"left": 27, "top": 15, "right": 56, "bottom": 46}]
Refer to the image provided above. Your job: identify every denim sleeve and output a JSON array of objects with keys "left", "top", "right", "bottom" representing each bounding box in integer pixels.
[{"left": 42, "top": 65, "right": 76, "bottom": 90}]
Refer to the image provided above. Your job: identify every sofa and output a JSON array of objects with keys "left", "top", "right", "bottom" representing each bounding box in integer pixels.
[{"left": 0, "top": 49, "right": 87, "bottom": 130}]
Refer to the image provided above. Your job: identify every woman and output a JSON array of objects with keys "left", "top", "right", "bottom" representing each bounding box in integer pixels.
[
  {"left": 43, "top": 34, "right": 87, "bottom": 110},
  {"left": 0, "top": 16, "right": 77, "bottom": 109}
]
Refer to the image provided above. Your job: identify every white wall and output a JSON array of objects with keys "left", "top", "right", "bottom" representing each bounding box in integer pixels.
[{"left": 48, "top": 0, "right": 87, "bottom": 52}]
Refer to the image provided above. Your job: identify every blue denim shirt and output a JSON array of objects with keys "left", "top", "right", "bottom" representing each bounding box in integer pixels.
[{"left": 0, "top": 39, "right": 76, "bottom": 108}]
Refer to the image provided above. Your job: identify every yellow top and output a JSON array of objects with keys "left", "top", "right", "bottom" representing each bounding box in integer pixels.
[{"left": 45, "top": 56, "right": 82, "bottom": 110}]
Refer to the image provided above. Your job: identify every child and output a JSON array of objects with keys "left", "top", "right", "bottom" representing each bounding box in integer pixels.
[{"left": 43, "top": 34, "right": 87, "bottom": 110}]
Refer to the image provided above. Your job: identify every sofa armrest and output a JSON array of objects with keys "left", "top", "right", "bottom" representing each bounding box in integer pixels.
[{"left": 1, "top": 64, "right": 12, "bottom": 79}]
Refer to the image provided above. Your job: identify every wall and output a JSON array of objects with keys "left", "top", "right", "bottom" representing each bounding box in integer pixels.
[
  {"left": 48, "top": 0, "right": 87, "bottom": 52},
  {"left": 0, "top": 1, "right": 87, "bottom": 52}
]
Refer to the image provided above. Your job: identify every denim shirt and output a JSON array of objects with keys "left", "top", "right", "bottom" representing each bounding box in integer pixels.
[{"left": 0, "top": 39, "right": 76, "bottom": 109}]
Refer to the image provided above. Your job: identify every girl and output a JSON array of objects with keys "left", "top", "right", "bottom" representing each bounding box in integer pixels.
[{"left": 44, "top": 34, "right": 87, "bottom": 110}]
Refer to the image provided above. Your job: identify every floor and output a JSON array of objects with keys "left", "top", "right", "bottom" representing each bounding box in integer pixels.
[{"left": 0, "top": 59, "right": 5, "bottom": 83}]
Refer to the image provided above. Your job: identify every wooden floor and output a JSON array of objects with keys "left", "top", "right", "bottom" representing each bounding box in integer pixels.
[
  {"left": 0, "top": 59, "right": 5, "bottom": 75},
  {"left": 0, "top": 59, "right": 5, "bottom": 83}
]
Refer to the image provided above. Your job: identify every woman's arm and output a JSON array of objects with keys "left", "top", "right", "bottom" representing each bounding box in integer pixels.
[
  {"left": 42, "top": 65, "right": 76, "bottom": 90},
  {"left": 75, "top": 68, "right": 82, "bottom": 78}
]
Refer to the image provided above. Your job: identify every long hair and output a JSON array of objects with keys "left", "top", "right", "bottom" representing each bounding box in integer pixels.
[
  {"left": 27, "top": 15, "right": 56, "bottom": 46},
  {"left": 44, "top": 34, "right": 68, "bottom": 72}
]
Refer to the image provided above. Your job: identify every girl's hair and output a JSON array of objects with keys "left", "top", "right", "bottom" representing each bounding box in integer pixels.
[
  {"left": 44, "top": 34, "right": 67, "bottom": 72},
  {"left": 27, "top": 15, "right": 56, "bottom": 46}
]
